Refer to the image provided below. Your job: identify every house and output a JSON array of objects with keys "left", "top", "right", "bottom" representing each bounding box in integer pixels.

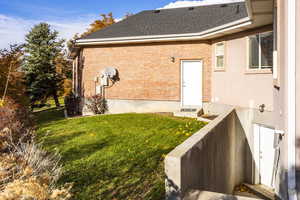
[
  {"left": 71, "top": 0, "right": 300, "bottom": 199},
  {"left": 72, "top": 2, "right": 273, "bottom": 115}
]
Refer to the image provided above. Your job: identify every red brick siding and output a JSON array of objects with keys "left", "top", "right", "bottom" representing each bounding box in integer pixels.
[{"left": 82, "top": 41, "right": 212, "bottom": 102}]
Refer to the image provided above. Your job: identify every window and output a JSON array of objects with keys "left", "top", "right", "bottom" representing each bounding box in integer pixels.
[
  {"left": 249, "top": 32, "right": 273, "bottom": 70},
  {"left": 215, "top": 42, "right": 225, "bottom": 70}
]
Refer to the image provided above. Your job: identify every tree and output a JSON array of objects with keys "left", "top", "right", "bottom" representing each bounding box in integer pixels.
[
  {"left": 82, "top": 13, "right": 115, "bottom": 37},
  {"left": 0, "top": 44, "right": 27, "bottom": 105},
  {"left": 68, "top": 13, "right": 116, "bottom": 51},
  {"left": 55, "top": 50, "right": 73, "bottom": 97},
  {"left": 56, "top": 51, "right": 72, "bottom": 80},
  {"left": 23, "top": 23, "right": 64, "bottom": 108}
]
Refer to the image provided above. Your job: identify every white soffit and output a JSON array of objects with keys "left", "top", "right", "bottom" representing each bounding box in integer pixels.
[{"left": 248, "top": 0, "right": 274, "bottom": 26}]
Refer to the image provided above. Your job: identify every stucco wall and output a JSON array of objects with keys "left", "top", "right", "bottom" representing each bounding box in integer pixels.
[
  {"left": 81, "top": 41, "right": 211, "bottom": 103},
  {"left": 273, "top": 0, "right": 289, "bottom": 199},
  {"left": 273, "top": 0, "right": 300, "bottom": 198},
  {"left": 296, "top": 1, "right": 300, "bottom": 198},
  {"left": 211, "top": 26, "right": 274, "bottom": 111},
  {"left": 296, "top": 0, "right": 300, "bottom": 170}
]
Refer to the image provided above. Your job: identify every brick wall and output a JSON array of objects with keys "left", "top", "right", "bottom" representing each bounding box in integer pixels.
[{"left": 81, "top": 41, "right": 212, "bottom": 102}]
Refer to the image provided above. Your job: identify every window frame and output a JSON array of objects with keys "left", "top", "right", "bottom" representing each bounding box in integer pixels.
[
  {"left": 214, "top": 41, "right": 226, "bottom": 71},
  {"left": 247, "top": 31, "right": 273, "bottom": 72}
]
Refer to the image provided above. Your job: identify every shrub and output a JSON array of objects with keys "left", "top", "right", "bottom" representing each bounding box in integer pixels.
[
  {"left": 0, "top": 97, "right": 72, "bottom": 200},
  {"left": 0, "top": 141, "right": 72, "bottom": 200},
  {"left": 86, "top": 94, "right": 107, "bottom": 114},
  {"left": 64, "top": 93, "right": 80, "bottom": 117},
  {"left": 0, "top": 97, "right": 34, "bottom": 152}
]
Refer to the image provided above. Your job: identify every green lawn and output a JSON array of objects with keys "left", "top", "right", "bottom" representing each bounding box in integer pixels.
[
  {"left": 33, "top": 97, "right": 64, "bottom": 112},
  {"left": 36, "top": 109, "right": 206, "bottom": 200}
]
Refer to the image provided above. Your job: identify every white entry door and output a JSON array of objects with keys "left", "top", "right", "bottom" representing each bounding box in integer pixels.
[
  {"left": 254, "top": 124, "right": 276, "bottom": 188},
  {"left": 181, "top": 60, "right": 203, "bottom": 107}
]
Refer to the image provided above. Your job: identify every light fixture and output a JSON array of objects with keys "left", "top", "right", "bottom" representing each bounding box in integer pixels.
[
  {"left": 171, "top": 57, "right": 175, "bottom": 63},
  {"left": 259, "top": 104, "right": 265, "bottom": 113}
]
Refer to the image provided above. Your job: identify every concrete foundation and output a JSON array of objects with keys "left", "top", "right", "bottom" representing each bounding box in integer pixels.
[{"left": 82, "top": 98, "right": 182, "bottom": 115}]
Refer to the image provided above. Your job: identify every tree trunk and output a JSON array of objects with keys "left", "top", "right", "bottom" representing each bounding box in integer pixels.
[{"left": 53, "top": 92, "right": 60, "bottom": 107}]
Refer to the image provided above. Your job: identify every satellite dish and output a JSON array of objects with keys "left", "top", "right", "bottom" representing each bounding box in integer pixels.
[{"left": 101, "top": 67, "right": 117, "bottom": 79}]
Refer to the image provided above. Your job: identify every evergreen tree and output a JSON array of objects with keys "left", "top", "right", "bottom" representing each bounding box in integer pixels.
[{"left": 23, "top": 23, "right": 64, "bottom": 107}]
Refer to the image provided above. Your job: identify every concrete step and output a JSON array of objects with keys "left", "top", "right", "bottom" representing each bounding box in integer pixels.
[
  {"left": 243, "top": 184, "right": 278, "bottom": 200},
  {"left": 173, "top": 108, "right": 201, "bottom": 118},
  {"left": 174, "top": 111, "right": 198, "bottom": 118},
  {"left": 184, "top": 190, "right": 262, "bottom": 200}
]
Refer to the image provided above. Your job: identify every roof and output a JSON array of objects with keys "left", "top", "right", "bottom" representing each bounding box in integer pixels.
[{"left": 81, "top": 2, "right": 248, "bottom": 41}]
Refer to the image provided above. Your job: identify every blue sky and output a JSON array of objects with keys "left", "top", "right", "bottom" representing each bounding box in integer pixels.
[
  {"left": 0, "top": 0, "right": 173, "bottom": 21},
  {"left": 0, "top": 0, "right": 243, "bottom": 48}
]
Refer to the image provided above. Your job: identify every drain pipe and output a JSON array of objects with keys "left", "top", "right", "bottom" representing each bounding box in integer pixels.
[{"left": 287, "top": 0, "right": 297, "bottom": 199}]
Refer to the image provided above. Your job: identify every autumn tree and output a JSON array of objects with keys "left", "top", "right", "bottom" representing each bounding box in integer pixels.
[
  {"left": 23, "top": 23, "right": 64, "bottom": 108},
  {"left": 82, "top": 12, "right": 115, "bottom": 37},
  {"left": 0, "top": 44, "right": 27, "bottom": 105},
  {"left": 55, "top": 51, "right": 73, "bottom": 97},
  {"left": 68, "top": 13, "right": 116, "bottom": 50}
]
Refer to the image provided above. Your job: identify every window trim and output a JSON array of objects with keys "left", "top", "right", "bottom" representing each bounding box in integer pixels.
[
  {"left": 214, "top": 41, "right": 226, "bottom": 71},
  {"left": 247, "top": 31, "right": 273, "bottom": 72}
]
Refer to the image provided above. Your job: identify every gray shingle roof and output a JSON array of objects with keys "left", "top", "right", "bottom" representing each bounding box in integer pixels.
[{"left": 81, "top": 2, "right": 248, "bottom": 40}]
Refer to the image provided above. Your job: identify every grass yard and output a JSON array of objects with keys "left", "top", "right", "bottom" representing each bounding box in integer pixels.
[
  {"left": 33, "top": 97, "right": 64, "bottom": 112},
  {"left": 36, "top": 109, "right": 206, "bottom": 200}
]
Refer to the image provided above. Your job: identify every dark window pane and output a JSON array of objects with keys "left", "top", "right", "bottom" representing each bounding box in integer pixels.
[
  {"left": 249, "top": 35, "right": 259, "bottom": 69},
  {"left": 216, "top": 56, "right": 224, "bottom": 68},
  {"left": 261, "top": 32, "right": 273, "bottom": 68}
]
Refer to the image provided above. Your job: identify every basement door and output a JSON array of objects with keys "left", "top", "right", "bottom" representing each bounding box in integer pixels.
[
  {"left": 181, "top": 60, "right": 203, "bottom": 107},
  {"left": 254, "top": 124, "right": 276, "bottom": 188}
]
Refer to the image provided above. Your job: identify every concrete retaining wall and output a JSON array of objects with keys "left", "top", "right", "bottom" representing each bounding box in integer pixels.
[{"left": 165, "top": 105, "right": 254, "bottom": 199}]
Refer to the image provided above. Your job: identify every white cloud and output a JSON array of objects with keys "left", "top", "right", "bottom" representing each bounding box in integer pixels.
[
  {"left": 160, "top": 0, "right": 244, "bottom": 9},
  {"left": 0, "top": 14, "right": 97, "bottom": 49}
]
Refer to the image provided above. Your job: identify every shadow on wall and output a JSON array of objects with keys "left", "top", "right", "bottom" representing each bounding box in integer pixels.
[
  {"left": 77, "top": 54, "right": 122, "bottom": 115},
  {"left": 165, "top": 108, "right": 257, "bottom": 199}
]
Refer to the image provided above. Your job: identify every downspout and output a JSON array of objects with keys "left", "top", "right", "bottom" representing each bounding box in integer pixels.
[
  {"left": 245, "top": 0, "right": 253, "bottom": 20},
  {"left": 287, "top": 0, "right": 297, "bottom": 199}
]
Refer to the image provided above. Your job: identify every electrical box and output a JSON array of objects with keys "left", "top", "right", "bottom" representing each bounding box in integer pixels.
[
  {"left": 96, "top": 85, "right": 102, "bottom": 94},
  {"left": 101, "top": 76, "right": 108, "bottom": 86}
]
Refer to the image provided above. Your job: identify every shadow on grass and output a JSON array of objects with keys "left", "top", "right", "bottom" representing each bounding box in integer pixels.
[
  {"left": 35, "top": 108, "right": 65, "bottom": 125},
  {"left": 61, "top": 139, "right": 110, "bottom": 163},
  {"left": 59, "top": 144, "right": 170, "bottom": 200},
  {"left": 39, "top": 131, "right": 87, "bottom": 148},
  {"left": 34, "top": 112, "right": 206, "bottom": 200}
]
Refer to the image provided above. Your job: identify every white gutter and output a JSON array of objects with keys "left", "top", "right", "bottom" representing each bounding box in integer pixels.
[
  {"left": 287, "top": 0, "right": 297, "bottom": 199},
  {"left": 76, "top": 17, "right": 252, "bottom": 46}
]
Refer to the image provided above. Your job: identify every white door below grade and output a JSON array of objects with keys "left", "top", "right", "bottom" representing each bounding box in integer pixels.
[
  {"left": 254, "top": 124, "right": 276, "bottom": 188},
  {"left": 181, "top": 60, "right": 203, "bottom": 107}
]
